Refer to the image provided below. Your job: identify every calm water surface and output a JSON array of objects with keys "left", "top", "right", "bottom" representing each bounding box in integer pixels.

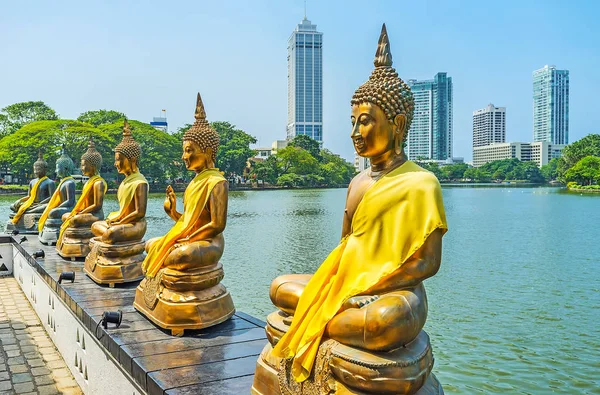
[{"left": 1, "top": 187, "right": 598, "bottom": 393}]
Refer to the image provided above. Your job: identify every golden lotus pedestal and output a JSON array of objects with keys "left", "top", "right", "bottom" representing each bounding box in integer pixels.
[
  {"left": 84, "top": 237, "right": 145, "bottom": 287},
  {"left": 57, "top": 227, "right": 95, "bottom": 260},
  {"left": 251, "top": 311, "right": 444, "bottom": 395},
  {"left": 133, "top": 263, "right": 235, "bottom": 336}
]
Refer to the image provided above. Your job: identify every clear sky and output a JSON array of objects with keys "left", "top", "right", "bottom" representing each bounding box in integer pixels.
[{"left": 1, "top": 0, "right": 598, "bottom": 161}]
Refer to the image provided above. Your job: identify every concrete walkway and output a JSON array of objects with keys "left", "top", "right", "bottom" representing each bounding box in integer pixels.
[{"left": 0, "top": 277, "right": 81, "bottom": 394}]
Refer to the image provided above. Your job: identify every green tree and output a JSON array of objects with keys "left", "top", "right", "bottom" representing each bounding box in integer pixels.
[
  {"left": 77, "top": 110, "right": 126, "bottom": 127},
  {"left": 564, "top": 156, "right": 600, "bottom": 186},
  {"left": 213, "top": 122, "right": 256, "bottom": 177},
  {"left": 252, "top": 156, "right": 279, "bottom": 184},
  {"left": 319, "top": 149, "right": 355, "bottom": 185},
  {"left": 288, "top": 134, "right": 322, "bottom": 161},
  {"left": 541, "top": 157, "right": 559, "bottom": 181},
  {"left": 277, "top": 173, "right": 304, "bottom": 187},
  {"left": 276, "top": 146, "right": 319, "bottom": 176},
  {"left": 0, "top": 101, "right": 58, "bottom": 137},
  {"left": 463, "top": 167, "right": 477, "bottom": 181},
  {"left": 557, "top": 134, "right": 600, "bottom": 181},
  {"left": 0, "top": 120, "right": 110, "bottom": 179}
]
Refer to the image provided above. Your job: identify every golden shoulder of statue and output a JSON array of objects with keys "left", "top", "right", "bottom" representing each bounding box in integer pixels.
[
  {"left": 84, "top": 120, "right": 148, "bottom": 286},
  {"left": 134, "top": 92, "right": 235, "bottom": 336},
  {"left": 252, "top": 24, "right": 449, "bottom": 395}
]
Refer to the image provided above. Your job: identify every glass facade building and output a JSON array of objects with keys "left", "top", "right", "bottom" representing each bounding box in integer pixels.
[
  {"left": 533, "top": 65, "right": 569, "bottom": 144},
  {"left": 287, "top": 18, "right": 323, "bottom": 144},
  {"left": 406, "top": 73, "right": 453, "bottom": 160}
]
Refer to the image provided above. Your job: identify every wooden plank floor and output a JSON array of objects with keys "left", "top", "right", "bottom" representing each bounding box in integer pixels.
[{"left": 9, "top": 236, "right": 267, "bottom": 395}]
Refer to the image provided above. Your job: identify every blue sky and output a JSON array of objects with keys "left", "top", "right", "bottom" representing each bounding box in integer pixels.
[{"left": 1, "top": 0, "right": 598, "bottom": 161}]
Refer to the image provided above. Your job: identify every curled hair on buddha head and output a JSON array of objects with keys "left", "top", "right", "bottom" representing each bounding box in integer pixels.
[
  {"left": 114, "top": 119, "right": 142, "bottom": 161},
  {"left": 56, "top": 144, "right": 75, "bottom": 175},
  {"left": 81, "top": 136, "right": 103, "bottom": 171},
  {"left": 182, "top": 92, "right": 220, "bottom": 164},
  {"left": 34, "top": 150, "right": 48, "bottom": 170},
  {"left": 350, "top": 24, "right": 415, "bottom": 146}
]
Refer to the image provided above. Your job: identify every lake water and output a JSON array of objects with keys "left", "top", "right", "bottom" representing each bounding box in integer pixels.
[{"left": 1, "top": 187, "right": 598, "bottom": 393}]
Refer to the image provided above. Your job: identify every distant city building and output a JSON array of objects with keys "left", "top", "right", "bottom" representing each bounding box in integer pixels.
[
  {"left": 473, "top": 141, "right": 565, "bottom": 168},
  {"left": 406, "top": 73, "right": 453, "bottom": 161},
  {"left": 287, "top": 17, "right": 323, "bottom": 145},
  {"left": 533, "top": 65, "right": 569, "bottom": 144},
  {"left": 354, "top": 154, "right": 370, "bottom": 173},
  {"left": 473, "top": 104, "right": 506, "bottom": 149},
  {"left": 253, "top": 147, "right": 272, "bottom": 160},
  {"left": 150, "top": 116, "right": 168, "bottom": 133},
  {"left": 271, "top": 140, "right": 288, "bottom": 154}
]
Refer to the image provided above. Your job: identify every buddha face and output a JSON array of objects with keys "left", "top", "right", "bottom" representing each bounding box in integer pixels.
[
  {"left": 182, "top": 140, "right": 213, "bottom": 173},
  {"left": 33, "top": 163, "right": 46, "bottom": 178},
  {"left": 114, "top": 152, "right": 136, "bottom": 175},
  {"left": 81, "top": 159, "right": 96, "bottom": 177},
  {"left": 351, "top": 102, "right": 406, "bottom": 158}
]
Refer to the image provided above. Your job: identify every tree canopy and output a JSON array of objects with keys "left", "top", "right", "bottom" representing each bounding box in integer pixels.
[
  {"left": 77, "top": 110, "right": 126, "bottom": 127},
  {"left": 0, "top": 101, "right": 58, "bottom": 137},
  {"left": 214, "top": 122, "right": 257, "bottom": 177},
  {"left": 557, "top": 134, "right": 600, "bottom": 183}
]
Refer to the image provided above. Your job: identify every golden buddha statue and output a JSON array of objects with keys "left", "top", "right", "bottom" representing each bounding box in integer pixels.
[
  {"left": 134, "top": 93, "right": 234, "bottom": 336},
  {"left": 252, "top": 25, "right": 448, "bottom": 395},
  {"left": 84, "top": 120, "right": 148, "bottom": 286},
  {"left": 57, "top": 138, "right": 107, "bottom": 259},
  {"left": 7, "top": 151, "right": 56, "bottom": 234},
  {"left": 38, "top": 146, "right": 77, "bottom": 245}
]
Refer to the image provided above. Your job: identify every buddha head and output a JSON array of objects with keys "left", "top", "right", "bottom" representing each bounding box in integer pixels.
[
  {"left": 114, "top": 119, "right": 142, "bottom": 175},
  {"left": 350, "top": 24, "right": 414, "bottom": 159},
  {"left": 33, "top": 150, "right": 48, "bottom": 178},
  {"left": 182, "top": 93, "right": 220, "bottom": 173},
  {"left": 55, "top": 145, "right": 75, "bottom": 178},
  {"left": 81, "top": 137, "right": 103, "bottom": 177}
]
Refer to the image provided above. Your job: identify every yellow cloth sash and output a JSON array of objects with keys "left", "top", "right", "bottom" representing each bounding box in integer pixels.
[
  {"left": 107, "top": 172, "right": 148, "bottom": 222},
  {"left": 142, "top": 169, "right": 226, "bottom": 278},
  {"left": 272, "top": 161, "right": 448, "bottom": 382},
  {"left": 11, "top": 176, "right": 49, "bottom": 224},
  {"left": 56, "top": 175, "right": 107, "bottom": 248},
  {"left": 38, "top": 177, "right": 73, "bottom": 232}
]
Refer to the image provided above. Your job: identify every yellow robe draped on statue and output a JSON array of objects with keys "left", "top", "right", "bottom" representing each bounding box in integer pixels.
[
  {"left": 142, "top": 169, "right": 225, "bottom": 278},
  {"left": 56, "top": 175, "right": 107, "bottom": 248},
  {"left": 272, "top": 161, "right": 448, "bottom": 382},
  {"left": 107, "top": 172, "right": 148, "bottom": 222},
  {"left": 11, "top": 176, "right": 49, "bottom": 224},
  {"left": 38, "top": 176, "right": 73, "bottom": 232}
]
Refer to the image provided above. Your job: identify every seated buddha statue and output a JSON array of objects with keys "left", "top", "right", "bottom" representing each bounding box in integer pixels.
[
  {"left": 56, "top": 138, "right": 107, "bottom": 259},
  {"left": 7, "top": 151, "right": 56, "bottom": 234},
  {"left": 38, "top": 146, "right": 77, "bottom": 245},
  {"left": 84, "top": 120, "right": 148, "bottom": 286},
  {"left": 134, "top": 93, "right": 235, "bottom": 336},
  {"left": 252, "top": 25, "right": 448, "bottom": 395}
]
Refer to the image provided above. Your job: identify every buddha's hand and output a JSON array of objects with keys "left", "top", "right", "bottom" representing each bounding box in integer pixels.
[
  {"left": 173, "top": 237, "right": 190, "bottom": 249},
  {"left": 341, "top": 295, "right": 380, "bottom": 311},
  {"left": 164, "top": 185, "right": 176, "bottom": 215}
]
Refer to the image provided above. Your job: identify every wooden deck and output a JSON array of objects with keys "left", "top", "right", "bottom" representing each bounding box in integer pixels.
[{"left": 9, "top": 235, "right": 267, "bottom": 395}]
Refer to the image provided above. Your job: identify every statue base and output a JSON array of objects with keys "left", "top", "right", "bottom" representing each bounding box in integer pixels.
[
  {"left": 251, "top": 310, "right": 443, "bottom": 395},
  {"left": 38, "top": 218, "right": 63, "bottom": 245},
  {"left": 56, "top": 227, "right": 94, "bottom": 260},
  {"left": 84, "top": 237, "right": 145, "bottom": 287},
  {"left": 133, "top": 270, "right": 236, "bottom": 336},
  {"left": 6, "top": 213, "right": 42, "bottom": 235}
]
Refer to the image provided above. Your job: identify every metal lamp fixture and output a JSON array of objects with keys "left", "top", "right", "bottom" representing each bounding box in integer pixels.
[{"left": 58, "top": 271, "right": 75, "bottom": 284}]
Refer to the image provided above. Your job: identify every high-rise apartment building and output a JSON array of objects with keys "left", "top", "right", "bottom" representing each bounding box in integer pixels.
[
  {"left": 533, "top": 65, "right": 569, "bottom": 144},
  {"left": 406, "top": 73, "right": 453, "bottom": 160},
  {"left": 473, "top": 104, "right": 506, "bottom": 149},
  {"left": 287, "top": 17, "right": 323, "bottom": 144}
]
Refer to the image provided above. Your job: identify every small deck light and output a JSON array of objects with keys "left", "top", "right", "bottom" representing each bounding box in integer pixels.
[
  {"left": 58, "top": 271, "right": 75, "bottom": 284},
  {"left": 101, "top": 310, "right": 122, "bottom": 329},
  {"left": 19, "top": 236, "right": 27, "bottom": 244},
  {"left": 33, "top": 250, "right": 45, "bottom": 259}
]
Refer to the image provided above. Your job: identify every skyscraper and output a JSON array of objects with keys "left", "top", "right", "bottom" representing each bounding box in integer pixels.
[
  {"left": 533, "top": 65, "right": 569, "bottom": 144},
  {"left": 473, "top": 104, "right": 506, "bottom": 149},
  {"left": 406, "top": 73, "right": 453, "bottom": 160},
  {"left": 287, "top": 17, "right": 323, "bottom": 144}
]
